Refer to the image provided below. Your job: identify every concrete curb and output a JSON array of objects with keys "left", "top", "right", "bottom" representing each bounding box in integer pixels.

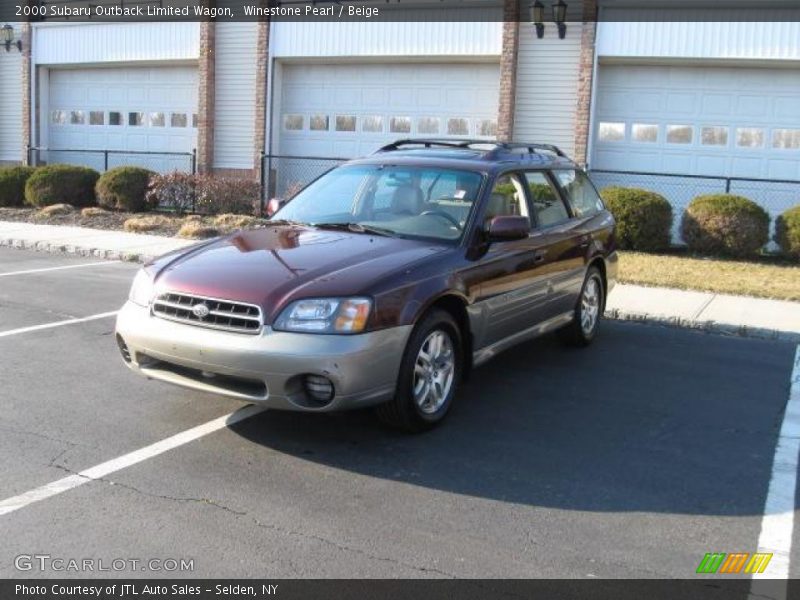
[
  {"left": 606, "top": 308, "right": 800, "bottom": 344},
  {"left": 0, "top": 233, "right": 187, "bottom": 264}
]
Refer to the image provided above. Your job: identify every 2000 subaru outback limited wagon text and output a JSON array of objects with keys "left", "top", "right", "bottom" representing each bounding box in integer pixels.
[{"left": 116, "top": 140, "right": 618, "bottom": 431}]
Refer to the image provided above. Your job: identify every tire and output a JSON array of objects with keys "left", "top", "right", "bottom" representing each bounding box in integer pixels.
[
  {"left": 559, "top": 265, "right": 604, "bottom": 347},
  {"left": 375, "top": 308, "right": 463, "bottom": 432}
]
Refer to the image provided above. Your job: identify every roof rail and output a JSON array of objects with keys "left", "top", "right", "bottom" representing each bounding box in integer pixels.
[
  {"left": 486, "top": 142, "right": 568, "bottom": 159},
  {"left": 374, "top": 138, "right": 570, "bottom": 160},
  {"left": 375, "top": 139, "right": 491, "bottom": 153}
]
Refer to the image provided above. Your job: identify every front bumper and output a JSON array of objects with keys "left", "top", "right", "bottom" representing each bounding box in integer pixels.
[{"left": 115, "top": 301, "right": 412, "bottom": 412}]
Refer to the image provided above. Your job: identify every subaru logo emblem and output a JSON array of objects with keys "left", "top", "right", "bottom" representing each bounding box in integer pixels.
[{"left": 192, "top": 303, "right": 210, "bottom": 319}]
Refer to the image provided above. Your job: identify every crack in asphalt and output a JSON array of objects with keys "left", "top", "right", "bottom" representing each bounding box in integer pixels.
[
  {"left": 1, "top": 425, "right": 81, "bottom": 449},
  {"left": 48, "top": 463, "right": 457, "bottom": 578}
]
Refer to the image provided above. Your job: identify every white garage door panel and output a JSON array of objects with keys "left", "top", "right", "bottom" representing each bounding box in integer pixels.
[
  {"left": 592, "top": 65, "right": 800, "bottom": 180},
  {"left": 47, "top": 66, "right": 198, "bottom": 172},
  {"left": 278, "top": 63, "right": 500, "bottom": 159}
]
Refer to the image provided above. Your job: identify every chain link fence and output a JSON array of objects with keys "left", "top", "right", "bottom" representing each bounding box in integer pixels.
[
  {"left": 260, "top": 154, "right": 348, "bottom": 205},
  {"left": 588, "top": 169, "right": 800, "bottom": 244},
  {"left": 28, "top": 147, "right": 197, "bottom": 175}
]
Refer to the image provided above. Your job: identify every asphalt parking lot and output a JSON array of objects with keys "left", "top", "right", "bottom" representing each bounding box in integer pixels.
[{"left": 0, "top": 246, "right": 797, "bottom": 580}]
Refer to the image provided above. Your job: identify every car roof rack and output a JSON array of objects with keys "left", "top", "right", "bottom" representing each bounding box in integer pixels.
[{"left": 375, "top": 139, "right": 569, "bottom": 160}]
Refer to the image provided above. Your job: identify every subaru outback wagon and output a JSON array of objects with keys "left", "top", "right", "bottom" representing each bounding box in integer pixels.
[{"left": 116, "top": 139, "right": 617, "bottom": 431}]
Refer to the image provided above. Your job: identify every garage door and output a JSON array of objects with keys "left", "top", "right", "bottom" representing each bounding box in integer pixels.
[
  {"left": 592, "top": 64, "right": 800, "bottom": 180},
  {"left": 277, "top": 62, "right": 500, "bottom": 158},
  {"left": 46, "top": 66, "right": 198, "bottom": 172}
]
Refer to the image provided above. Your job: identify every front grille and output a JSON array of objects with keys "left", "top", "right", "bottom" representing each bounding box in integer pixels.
[{"left": 152, "top": 292, "right": 263, "bottom": 334}]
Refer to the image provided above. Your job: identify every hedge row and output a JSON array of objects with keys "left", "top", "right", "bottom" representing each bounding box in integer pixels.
[
  {"left": 0, "top": 165, "right": 260, "bottom": 216},
  {"left": 600, "top": 186, "right": 799, "bottom": 260}
]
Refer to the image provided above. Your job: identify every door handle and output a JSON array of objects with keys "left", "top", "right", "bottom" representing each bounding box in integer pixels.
[{"left": 533, "top": 250, "right": 546, "bottom": 263}]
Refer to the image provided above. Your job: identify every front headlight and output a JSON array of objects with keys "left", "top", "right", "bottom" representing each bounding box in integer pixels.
[
  {"left": 273, "top": 297, "right": 372, "bottom": 334},
  {"left": 128, "top": 269, "right": 155, "bottom": 307}
]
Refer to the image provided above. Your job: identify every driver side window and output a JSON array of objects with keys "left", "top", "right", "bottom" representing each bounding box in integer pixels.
[{"left": 484, "top": 174, "right": 529, "bottom": 225}]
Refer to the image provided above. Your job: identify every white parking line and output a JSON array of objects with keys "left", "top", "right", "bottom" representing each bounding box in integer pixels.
[
  {"left": 0, "top": 404, "right": 265, "bottom": 517},
  {"left": 751, "top": 344, "right": 800, "bottom": 597},
  {"left": 0, "top": 260, "right": 121, "bottom": 278},
  {"left": 0, "top": 311, "right": 119, "bottom": 339}
]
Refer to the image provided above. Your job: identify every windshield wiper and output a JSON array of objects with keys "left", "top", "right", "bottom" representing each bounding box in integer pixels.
[
  {"left": 314, "top": 222, "right": 400, "bottom": 238},
  {"left": 267, "top": 219, "right": 307, "bottom": 227}
]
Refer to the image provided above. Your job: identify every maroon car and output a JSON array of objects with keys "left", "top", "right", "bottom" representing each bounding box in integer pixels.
[{"left": 116, "top": 140, "right": 617, "bottom": 431}]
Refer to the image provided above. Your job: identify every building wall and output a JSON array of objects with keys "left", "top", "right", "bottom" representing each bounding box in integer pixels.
[
  {"left": 0, "top": 23, "right": 23, "bottom": 163},
  {"left": 213, "top": 22, "right": 258, "bottom": 173},
  {"left": 597, "top": 12, "right": 800, "bottom": 61},
  {"left": 32, "top": 22, "right": 200, "bottom": 65},
  {"left": 272, "top": 14, "right": 502, "bottom": 58},
  {"left": 513, "top": 7, "right": 584, "bottom": 157}
]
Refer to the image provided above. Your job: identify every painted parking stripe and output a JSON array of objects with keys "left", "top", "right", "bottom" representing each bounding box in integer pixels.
[
  {"left": 0, "top": 311, "right": 119, "bottom": 339},
  {"left": 0, "top": 404, "right": 265, "bottom": 517},
  {"left": 751, "top": 344, "right": 800, "bottom": 596},
  {"left": 0, "top": 260, "right": 121, "bottom": 278}
]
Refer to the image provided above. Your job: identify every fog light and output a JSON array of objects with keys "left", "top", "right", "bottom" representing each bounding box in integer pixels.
[
  {"left": 305, "top": 374, "right": 334, "bottom": 404},
  {"left": 116, "top": 334, "right": 131, "bottom": 363}
]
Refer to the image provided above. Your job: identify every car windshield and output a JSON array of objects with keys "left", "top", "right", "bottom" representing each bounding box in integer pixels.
[{"left": 271, "top": 164, "right": 484, "bottom": 242}]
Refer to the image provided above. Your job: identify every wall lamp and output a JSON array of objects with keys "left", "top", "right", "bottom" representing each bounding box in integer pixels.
[
  {"left": 530, "top": 0, "right": 568, "bottom": 39},
  {"left": 2, "top": 24, "right": 22, "bottom": 53}
]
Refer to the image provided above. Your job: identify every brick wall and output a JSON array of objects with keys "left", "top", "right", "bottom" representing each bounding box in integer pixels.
[
  {"left": 253, "top": 19, "right": 269, "bottom": 176},
  {"left": 496, "top": 0, "right": 520, "bottom": 141},
  {"left": 21, "top": 22, "right": 31, "bottom": 165},
  {"left": 197, "top": 21, "right": 216, "bottom": 173},
  {"left": 573, "top": 0, "right": 598, "bottom": 166}
]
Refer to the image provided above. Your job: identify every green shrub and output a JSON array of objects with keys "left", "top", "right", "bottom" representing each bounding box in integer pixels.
[
  {"left": 775, "top": 205, "right": 800, "bottom": 260},
  {"left": 681, "top": 194, "right": 769, "bottom": 258},
  {"left": 96, "top": 166, "right": 156, "bottom": 212},
  {"left": 0, "top": 166, "right": 36, "bottom": 207},
  {"left": 24, "top": 164, "right": 99, "bottom": 208},
  {"left": 601, "top": 186, "right": 673, "bottom": 252}
]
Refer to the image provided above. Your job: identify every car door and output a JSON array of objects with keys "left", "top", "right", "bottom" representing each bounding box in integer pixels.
[
  {"left": 470, "top": 173, "right": 552, "bottom": 348},
  {"left": 545, "top": 168, "right": 607, "bottom": 316}
]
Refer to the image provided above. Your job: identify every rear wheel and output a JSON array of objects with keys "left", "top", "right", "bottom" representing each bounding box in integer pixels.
[
  {"left": 375, "top": 309, "right": 462, "bottom": 432},
  {"left": 559, "top": 266, "right": 604, "bottom": 347}
]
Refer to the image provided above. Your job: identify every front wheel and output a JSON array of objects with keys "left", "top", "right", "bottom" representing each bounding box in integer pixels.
[
  {"left": 559, "top": 266, "right": 604, "bottom": 347},
  {"left": 375, "top": 309, "right": 463, "bottom": 432}
]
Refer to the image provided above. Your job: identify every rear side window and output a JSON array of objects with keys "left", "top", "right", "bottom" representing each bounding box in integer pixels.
[
  {"left": 553, "top": 170, "right": 604, "bottom": 218},
  {"left": 523, "top": 172, "right": 569, "bottom": 227}
]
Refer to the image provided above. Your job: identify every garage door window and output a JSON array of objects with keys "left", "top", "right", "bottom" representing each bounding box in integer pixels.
[
  {"left": 475, "top": 119, "right": 497, "bottom": 137},
  {"left": 89, "top": 111, "right": 104, "bottom": 126},
  {"left": 447, "top": 118, "right": 469, "bottom": 136},
  {"left": 701, "top": 126, "right": 728, "bottom": 146},
  {"left": 284, "top": 115, "right": 303, "bottom": 131},
  {"left": 69, "top": 111, "right": 85, "bottom": 125},
  {"left": 310, "top": 115, "right": 329, "bottom": 131},
  {"left": 171, "top": 113, "right": 188, "bottom": 128},
  {"left": 109, "top": 112, "right": 123, "bottom": 126},
  {"left": 129, "top": 112, "right": 145, "bottom": 127},
  {"left": 362, "top": 116, "right": 383, "bottom": 133},
  {"left": 335, "top": 115, "right": 357, "bottom": 132},
  {"left": 736, "top": 128, "right": 764, "bottom": 148},
  {"left": 598, "top": 122, "right": 625, "bottom": 142},
  {"left": 773, "top": 129, "right": 800, "bottom": 150},
  {"left": 632, "top": 124, "right": 658, "bottom": 143},
  {"left": 390, "top": 117, "right": 411, "bottom": 134},
  {"left": 150, "top": 112, "right": 166, "bottom": 127},
  {"left": 667, "top": 125, "right": 693, "bottom": 144},
  {"left": 417, "top": 117, "right": 440, "bottom": 135},
  {"left": 51, "top": 111, "right": 66, "bottom": 125}
]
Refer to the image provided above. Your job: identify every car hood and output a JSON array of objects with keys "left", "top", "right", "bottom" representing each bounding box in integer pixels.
[{"left": 151, "top": 225, "right": 448, "bottom": 323}]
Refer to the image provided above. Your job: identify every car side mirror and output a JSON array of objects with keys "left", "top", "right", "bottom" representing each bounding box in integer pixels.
[{"left": 486, "top": 215, "right": 530, "bottom": 242}]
